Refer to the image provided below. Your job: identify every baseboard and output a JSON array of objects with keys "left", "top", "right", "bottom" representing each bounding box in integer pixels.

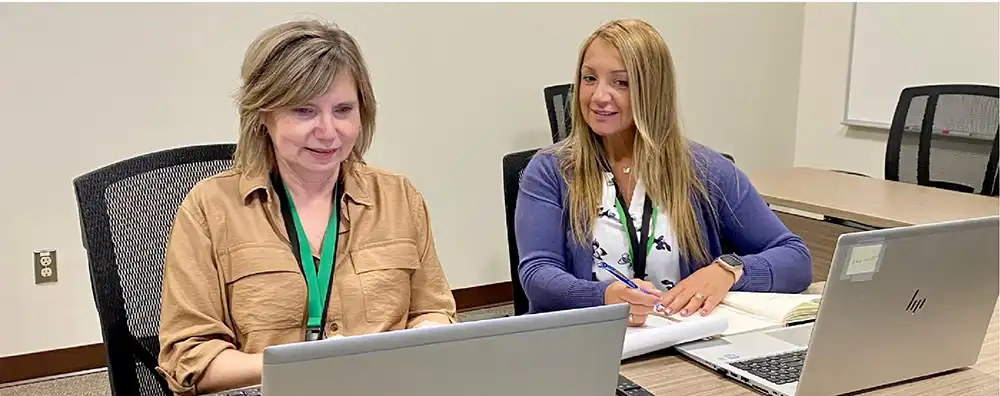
[
  {"left": 454, "top": 281, "right": 513, "bottom": 312},
  {"left": 0, "top": 281, "right": 513, "bottom": 385},
  {"left": 0, "top": 343, "right": 108, "bottom": 385}
]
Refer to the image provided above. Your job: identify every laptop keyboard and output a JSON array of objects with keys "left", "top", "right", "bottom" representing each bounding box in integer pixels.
[
  {"left": 616, "top": 374, "right": 653, "bottom": 395},
  {"left": 730, "top": 349, "right": 807, "bottom": 385},
  {"left": 214, "top": 387, "right": 261, "bottom": 396}
]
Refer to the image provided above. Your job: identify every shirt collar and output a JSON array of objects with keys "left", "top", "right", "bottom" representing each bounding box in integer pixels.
[{"left": 238, "top": 163, "right": 374, "bottom": 206}]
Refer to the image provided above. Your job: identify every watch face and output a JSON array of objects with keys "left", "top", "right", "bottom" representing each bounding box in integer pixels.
[{"left": 721, "top": 255, "right": 743, "bottom": 269}]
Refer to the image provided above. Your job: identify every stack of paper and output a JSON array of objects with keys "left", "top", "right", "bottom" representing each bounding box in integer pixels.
[{"left": 621, "top": 314, "right": 728, "bottom": 360}]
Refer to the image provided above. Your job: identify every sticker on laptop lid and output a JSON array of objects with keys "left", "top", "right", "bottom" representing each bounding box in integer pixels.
[{"left": 840, "top": 241, "right": 885, "bottom": 282}]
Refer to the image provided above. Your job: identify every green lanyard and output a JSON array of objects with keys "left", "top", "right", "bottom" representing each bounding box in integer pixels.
[
  {"left": 611, "top": 184, "right": 657, "bottom": 279},
  {"left": 613, "top": 199, "right": 657, "bottom": 258},
  {"left": 283, "top": 184, "right": 340, "bottom": 329}
]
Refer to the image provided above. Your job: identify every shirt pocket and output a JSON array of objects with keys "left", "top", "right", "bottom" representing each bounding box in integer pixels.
[
  {"left": 350, "top": 239, "right": 421, "bottom": 323},
  {"left": 222, "top": 243, "right": 306, "bottom": 336}
]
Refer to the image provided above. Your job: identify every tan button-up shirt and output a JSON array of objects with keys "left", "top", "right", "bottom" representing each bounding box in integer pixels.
[{"left": 156, "top": 164, "right": 457, "bottom": 395}]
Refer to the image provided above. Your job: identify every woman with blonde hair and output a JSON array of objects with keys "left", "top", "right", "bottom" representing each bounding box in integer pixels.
[
  {"left": 514, "top": 19, "right": 811, "bottom": 327},
  {"left": 156, "top": 19, "right": 456, "bottom": 395}
]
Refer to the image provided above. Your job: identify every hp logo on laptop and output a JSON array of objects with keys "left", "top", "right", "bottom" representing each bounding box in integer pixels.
[{"left": 905, "top": 289, "right": 927, "bottom": 314}]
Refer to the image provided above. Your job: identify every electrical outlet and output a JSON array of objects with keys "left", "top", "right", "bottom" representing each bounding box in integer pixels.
[{"left": 34, "top": 249, "right": 58, "bottom": 284}]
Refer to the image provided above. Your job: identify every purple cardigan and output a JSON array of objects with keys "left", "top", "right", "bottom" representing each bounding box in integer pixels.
[{"left": 514, "top": 142, "right": 812, "bottom": 313}]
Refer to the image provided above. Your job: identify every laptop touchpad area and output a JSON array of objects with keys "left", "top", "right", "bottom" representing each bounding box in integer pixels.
[{"left": 764, "top": 325, "right": 812, "bottom": 348}]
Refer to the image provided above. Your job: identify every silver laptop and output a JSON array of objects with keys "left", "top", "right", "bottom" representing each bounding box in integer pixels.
[
  {"left": 676, "top": 215, "right": 999, "bottom": 396},
  {"left": 252, "top": 303, "right": 628, "bottom": 395}
]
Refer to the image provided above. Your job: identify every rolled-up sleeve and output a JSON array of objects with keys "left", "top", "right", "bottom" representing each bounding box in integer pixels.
[
  {"left": 156, "top": 201, "right": 236, "bottom": 396},
  {"left": 403, "top": 181, "right": 458, "bottom": 329}
]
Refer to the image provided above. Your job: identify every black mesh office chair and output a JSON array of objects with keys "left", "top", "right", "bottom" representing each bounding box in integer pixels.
[
  {"left": 987, "top": 136, "right": 1000, "bottom": 196},
  {"left": 544, "top": 84, "right": 573, "bottom": 143},
  {"left": 502, "top": 148, "right": 540, "bottom": 316},
  {"left": 885, "top": 84, "right": 999, "bottom": 195},
  {"left": 73, "top": 144, "right": 236, "bottom": 396}
]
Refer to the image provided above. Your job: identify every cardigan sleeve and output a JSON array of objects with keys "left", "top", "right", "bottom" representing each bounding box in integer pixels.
[
  {"left": 514, "top": 154, "right": 616, "bottom": 312},
  {"left": 704, "top": 152, "right": 813, "bottom": 293}
]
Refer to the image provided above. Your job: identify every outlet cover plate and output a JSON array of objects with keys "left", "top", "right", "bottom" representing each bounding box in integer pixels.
[{"left": 34, "top": 249, "right": 58, "bottom": 284}]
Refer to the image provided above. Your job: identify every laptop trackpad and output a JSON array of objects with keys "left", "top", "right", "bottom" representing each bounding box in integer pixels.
[{"left": 765, "top": 325, "right": 812, "bottom": 348}]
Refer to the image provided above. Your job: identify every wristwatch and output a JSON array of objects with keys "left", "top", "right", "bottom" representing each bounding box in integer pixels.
[{"left": 714, "top": 254, "right": 744, "bottom": 282}]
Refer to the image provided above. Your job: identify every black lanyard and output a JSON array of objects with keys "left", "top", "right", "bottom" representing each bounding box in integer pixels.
[
  {"left": 611, "top": 180, "right": 656, "bottom": 280},
  {"left": 271, "top": 172, "right": 342, "bottom": 341}
]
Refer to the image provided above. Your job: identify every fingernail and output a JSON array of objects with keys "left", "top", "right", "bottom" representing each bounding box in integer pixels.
[
  {"left": 680, "top": 309, "right": 688, "bottom": 316},
  {"left": 664, "top": 307, "right": 673, "bottom": 314},
  {"left": 700, "top": 310, "right": 707, "bottom": 316}
]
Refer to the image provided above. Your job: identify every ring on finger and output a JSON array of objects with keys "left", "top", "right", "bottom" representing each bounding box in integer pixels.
[{"left": 681, "top": 294, "right": 707, "bottom": 316}]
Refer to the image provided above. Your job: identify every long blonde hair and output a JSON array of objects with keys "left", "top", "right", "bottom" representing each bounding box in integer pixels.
[
  {"left": 232, "top": 18, "right": 377, "bottom": 177},
  {"left": 554, "top": 19, "right": 715, "bottom": 264}
]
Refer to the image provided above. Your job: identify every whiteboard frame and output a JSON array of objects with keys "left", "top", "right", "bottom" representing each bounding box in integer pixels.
[{"left": 840, "top": 3, "right": 892, "bottom": 130}]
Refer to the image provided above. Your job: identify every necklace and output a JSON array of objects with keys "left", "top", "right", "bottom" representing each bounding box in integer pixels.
[{"left": 623, "top": 166, "right": 631, "bottom": 174}]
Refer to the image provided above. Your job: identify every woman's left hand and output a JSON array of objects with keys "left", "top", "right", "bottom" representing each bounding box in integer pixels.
[{"left": 660, "top": 263, "right": 736, "bottom": 317}]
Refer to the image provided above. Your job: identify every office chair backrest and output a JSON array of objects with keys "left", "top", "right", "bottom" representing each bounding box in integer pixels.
[
  {"left": 502, "top": 148, "right": 540, "bottom": 316},
  {"left": 884, "top": 84, "right": 999, "bottom": 195},
  {"left": 73, "top": 144, "right": 236, "bottom": 396},
  {"left": 544, "top": 84, "right": 573, "bottom": 143},
  {"left": 987, "top": 134, "right": 1000, "bottom": 196}
]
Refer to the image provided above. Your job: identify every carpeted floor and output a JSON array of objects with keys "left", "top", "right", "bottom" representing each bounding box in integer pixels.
[{"left": 0, "top": 305, "right": 513, "bottom": 396}]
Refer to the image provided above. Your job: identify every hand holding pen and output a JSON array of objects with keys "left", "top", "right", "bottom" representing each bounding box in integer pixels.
[{"left": 598, "top": 262, "right": 665, "bottom": 327}]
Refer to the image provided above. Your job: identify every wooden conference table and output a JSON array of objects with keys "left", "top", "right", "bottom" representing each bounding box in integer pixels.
[
  {"left": 746, "top": 167, "right": 999, "bottom": 228},
  {"left": 747, "top": 167, "right": 999, "bottom": 283}
]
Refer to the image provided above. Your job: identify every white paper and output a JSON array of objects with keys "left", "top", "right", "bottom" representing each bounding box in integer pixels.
[
  {"left": 621, "top": 314, "right": 728, "bottom": 360},
  {"left": 669, "top": 305, "right": 780, "bottom": 336},
  {"left": 722, "top": 292, "right": 822, "bottom": 323},
  {"left": 846, "top": 244, "right": 883, "bottom": 276}
]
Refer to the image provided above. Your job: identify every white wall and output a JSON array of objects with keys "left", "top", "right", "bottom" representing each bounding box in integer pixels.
[
  {"left": 793, "top": 2, "right": 888, "bottom": 177},
  {"left": 0, "top": 2, "right": 805, "bottom": 357}
]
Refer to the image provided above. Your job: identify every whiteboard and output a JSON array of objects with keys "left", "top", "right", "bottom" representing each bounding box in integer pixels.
[{"left": 845, "top": 2, "right": 1000, "bottom": 129}]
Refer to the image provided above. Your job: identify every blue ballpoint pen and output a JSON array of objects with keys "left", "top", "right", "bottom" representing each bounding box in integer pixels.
[{"left": 597, "top": 262, "right": 666, "bottom": 313}]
